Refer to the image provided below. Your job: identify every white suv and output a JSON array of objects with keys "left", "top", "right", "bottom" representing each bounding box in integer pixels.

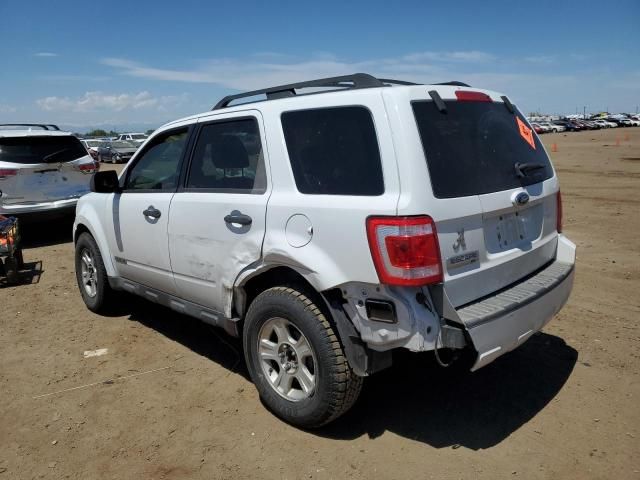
[
  {"left": 73, "top": 74, "right": 576, "bottom": 427},
  {"left": 0, "top": 124, "right": 97, "bottom": 216},
  {"left": 116, "top": 133, "right": 148, "bottom": 144}
]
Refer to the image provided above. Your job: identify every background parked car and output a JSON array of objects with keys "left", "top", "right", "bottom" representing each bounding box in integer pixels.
[
  {"left": 0, "top": 124, "right": 96, "bottom": 216},
  {"left": 80, "top": 139, "right": 105, "bottom": 160},
  {"left": 531, "top": 122, "right": 544, "bottom": 134},
  {"left": 116, "top": 133, "right": 148, "bottom": 145},
  {"left": 96, "top": 140, "right": 138, "bottom": 164},
  {"left": 539, "top": 122, "right": 565, "bottom": 133},
  {"left": 554, "top": 120, "right": 582, "bottom": 132},
  {"left": 594, "top": 120, "right": 613, "bottom": 128}
]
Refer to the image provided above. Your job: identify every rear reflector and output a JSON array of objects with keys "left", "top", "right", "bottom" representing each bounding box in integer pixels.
[
  {"left": 455, "top": 91, "right": 492, "bottom": 102},
  {"left": 0, "top": 168, "right": 18, "bottom": 178},
  {"left": 366, "top": 216, "right": 443, "bottom": 286},
  {"left": 556, "top": 190, "right": 563, "bottom": 233}
]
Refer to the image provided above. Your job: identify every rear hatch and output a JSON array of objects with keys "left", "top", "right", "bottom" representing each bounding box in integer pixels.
[
  {"left": 0, "top": 135, "right": 95, "bottom": 207},
  {"left": 410, "top": 89, "right": 559, "bottom": 307}
]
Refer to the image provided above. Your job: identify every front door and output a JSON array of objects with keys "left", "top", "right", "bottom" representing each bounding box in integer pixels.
[
  {"left": 168, "top": 113, "right": 270, "bottom": 313},
  {"left": 104, "top": 127, "right": 190, "bottom": 295}
]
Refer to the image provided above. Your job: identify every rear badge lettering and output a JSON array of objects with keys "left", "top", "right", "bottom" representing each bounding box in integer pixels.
[
  {"left": 516, "top": 117, "right": 536, "bottom": 150},
  {"left": 447, "top": 250, "right": 479, "bottom": 270}
]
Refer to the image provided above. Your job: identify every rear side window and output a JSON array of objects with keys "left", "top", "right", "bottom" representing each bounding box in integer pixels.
[
  {"left": 0, "top": 136, "right": 87, "bottom": 164},
  {"left": 186, "top": 118, "right": 266, "bottom": 194},
  {"left": 281, "top": 106, "right": 384, "bottom": 196},
  {"left": 412, "top": 101, "right": 553, "bottom": 198}
]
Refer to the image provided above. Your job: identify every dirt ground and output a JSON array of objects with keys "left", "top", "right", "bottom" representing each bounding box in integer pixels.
[{"left": 1, "top": 127, "right": 639, "bottom": 480}]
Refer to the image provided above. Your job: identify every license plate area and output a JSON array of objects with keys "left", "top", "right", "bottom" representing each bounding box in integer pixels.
[{"left": 484, "top": 204, "right": 543, "bottom": 253}]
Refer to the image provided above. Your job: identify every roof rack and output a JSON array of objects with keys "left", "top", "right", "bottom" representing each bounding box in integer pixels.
[
  {"left": 213, "top": 73, "right": 385, "bottom": 110},
  {"left": 0, "top": 123, "right": 61, "bottom": 131},
  {"left": 211, "top": 74, "right": 472, "bottom": 110}
]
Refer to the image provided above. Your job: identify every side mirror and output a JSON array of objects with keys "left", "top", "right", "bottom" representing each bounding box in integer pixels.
[{"left": 90, "top": 170, "right": 121, "bottom": 193}]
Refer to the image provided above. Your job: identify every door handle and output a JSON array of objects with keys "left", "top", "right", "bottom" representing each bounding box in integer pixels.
[
  {"left": 143, "top": 206, "right": 161, "bottom": 219},
  {"left": 224, "top": 213, "right": 252, "bottom": 226}
]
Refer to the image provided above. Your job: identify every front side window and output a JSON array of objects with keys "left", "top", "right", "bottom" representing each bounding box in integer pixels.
[
  {"left": 186, "top": 118, "right": 266, "bottom": 193},
  {"left": 124, "top": 129, "right": 188, "bottom": 191},
  {"left": 281, "top": 106, "right": 384, "bottom": 196}
]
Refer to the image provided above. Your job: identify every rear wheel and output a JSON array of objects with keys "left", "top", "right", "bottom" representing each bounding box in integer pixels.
[
  {"left": 75, "top": 233, "right": 115, "bottom": 312},
  {"left": 243, "top": 286, "right": 362, "bottom": 428}
]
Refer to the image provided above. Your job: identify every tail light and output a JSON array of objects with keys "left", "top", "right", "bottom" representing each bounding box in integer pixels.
[
  {"left": 76, "top": 162, "right": 98, "bottom": 174},
  {"left": 0, "top": 168, "right": 18, "bottom": 179},
  {"left": 556, "top": 190, "right": 563, "bottom": 233},
  {"left": 455, "top": 91, "right": 492, "bottom": 102},
  {"left": 366, "top": 216, "right": 443, "bottom": 286}
]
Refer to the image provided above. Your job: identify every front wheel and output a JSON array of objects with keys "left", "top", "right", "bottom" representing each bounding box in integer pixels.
[
  {"left": 243, "top": 286, "right": 362, "bottom": 428},
  {"left": 75, "top": 233, "right": 116, "bottom": 312}
]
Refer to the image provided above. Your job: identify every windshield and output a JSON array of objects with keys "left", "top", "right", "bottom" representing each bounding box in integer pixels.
[
  {"left": 412, "top": 100, "right": 553, "bottom": 198},
  {"left": 0, "top": 135, "right": 88, "bottom": 164},
  {"left": 84, "top": 140, "right": 104, "bottom": 147},
  {"left": 131, "top": 134, "right": 147, "bottom": 140}
]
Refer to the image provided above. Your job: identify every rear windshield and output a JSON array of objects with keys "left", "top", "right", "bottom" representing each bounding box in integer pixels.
[
  {"left": 0, "top": 136, "right": 88, "bottom": 164},
  {"left": 412, "top": 100, "right": 553, "bottom": 198}
]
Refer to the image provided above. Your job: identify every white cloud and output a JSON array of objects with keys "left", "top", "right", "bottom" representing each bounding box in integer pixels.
[
  {"left": 0, "top": 104, "right": 17, "bottom": 114},
  {"left": 34, "top": 52, "right": 59, "bottom": 57},
  {"left": 36, "top": 91, "right": 188, "bottom": 113},
  {"left": 100, "top": 51, "right": 497, "bottom": 91},
  {"left": 524, "top": 55, "right": 556, "bottom": 64},
  {"left": 402, "top": 51, "right": 496, "bottom": 63}
]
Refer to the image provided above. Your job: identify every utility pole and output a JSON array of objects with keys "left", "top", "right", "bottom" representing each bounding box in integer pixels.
[{"left": 583, "top": 106, "right": 586, "bottom": 119}]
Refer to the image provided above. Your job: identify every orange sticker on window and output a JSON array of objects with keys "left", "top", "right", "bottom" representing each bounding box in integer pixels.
[{"left": 516, "top": 117, "right": 536, "bottom": 150}]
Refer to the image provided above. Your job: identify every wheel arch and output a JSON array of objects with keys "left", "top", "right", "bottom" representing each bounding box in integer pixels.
[
  {"left": 73, "top": 216, "right": 117, "bottom": 277},
  {"left": 233, "top": 265, "right": 390, "bottom": 377}
]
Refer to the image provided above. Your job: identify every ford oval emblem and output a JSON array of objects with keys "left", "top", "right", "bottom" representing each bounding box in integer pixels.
[{"left": 513, "top": 192, "right": 530, "bottom": 206}]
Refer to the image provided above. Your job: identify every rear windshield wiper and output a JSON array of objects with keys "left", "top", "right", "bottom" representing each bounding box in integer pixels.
[
  {"left": 42, "top": 148, "right": 71, "bottom": 163},
  {"left": 514, "top": 162, "right": 545, "bottom": 178}
]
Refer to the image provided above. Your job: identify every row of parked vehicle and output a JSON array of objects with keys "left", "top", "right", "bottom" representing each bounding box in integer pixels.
[
  {"left": 80, "top": 133, "right": 148, "bottom": 164},
  {"left": 529, "top": 114, "right": 640, "bottom": 134}
]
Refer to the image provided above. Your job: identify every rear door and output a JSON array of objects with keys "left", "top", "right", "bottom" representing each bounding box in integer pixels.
[
  {"left": 0, "top": 135, "right": 93, "bottom": 208},
  {"left": 168, "top": 111, "right": 270, "bottom": 313},
  {"left": 103, "top": 127, "right": 190, "bottom": 294},
  {"left": 407, "top": 89, "right": 559, "bottom": 307}
]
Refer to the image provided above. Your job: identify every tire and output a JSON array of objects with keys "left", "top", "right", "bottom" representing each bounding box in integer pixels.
[
  {"left": 4, "top": 257, "right": 19, "bottom": 284},
  {"left": 75, "top": 233, "right": 115, "bottom": 312},
  {"left": 98, "top": 154, "right": 103, "bottom": 163},
  {"left": 243, "top": 286, "right": 362, "bottom": 428}
]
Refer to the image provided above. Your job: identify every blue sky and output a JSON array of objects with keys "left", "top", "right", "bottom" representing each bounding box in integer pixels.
[{"left": 0, "top": 0, "right": 638, "bottom": 131}]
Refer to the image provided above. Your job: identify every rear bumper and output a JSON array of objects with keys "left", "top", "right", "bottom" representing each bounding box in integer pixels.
[
  {"left": 458, "top": 234, "right": 576, "bottom": 370},
  {"left": 0, "top": 197, "right": 79, "bottom": 215}
]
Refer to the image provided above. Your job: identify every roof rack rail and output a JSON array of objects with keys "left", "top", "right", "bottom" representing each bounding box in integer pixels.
[
  {"left": 433, "top": 81, "right": 472, "bottom": 87},
  {"left": 0, "top": 123, "right": 61, "bottom": 131},
  {"left": 211, "top": 74, "right": 472, "bottom": 110},
  {"left": 378, "top": 78, "right": 420, "bottom": 86},
  {"left": 212, "top": 73, "right": 385, "bottom": 110}
]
